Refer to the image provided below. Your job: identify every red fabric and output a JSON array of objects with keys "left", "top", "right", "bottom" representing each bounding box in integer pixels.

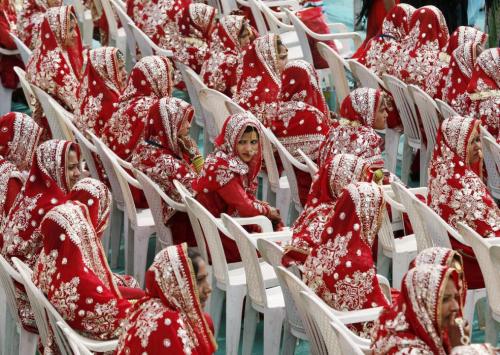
[
  {"left": 296, "top": 7, "right": 337, "bottom": 69},
  {"left": 115, "top": 244, "right": 217, "bottom": 355},
  {"left": 465, "top": 48, "right": 500, "bottom": 140},
  {"left": 0, "top": 0, "right": 16, "bottom": 49},
  {"left": 284, "top": 154, "right": 373, "bottom": 267},
  {"left": 428, "top": 116, "right": 500, "bottom": 289},
  {"left": 17, "top": 0, "right": 62, "bottom": 49},
  {"left": 372, "top": 265, "right": 459, "bottom": 354},
  {"left": 234, "top": 34, "right": 281, "bottom": 125},
  {"left": 366, "top": 0, "right": 398, "bottom": 42},
  {"left": 0, "top": 160, "right": 23, "bottom": 219},
  {"left": 302, "top": 182, "right": 390, "bottom": 337},
  {"left": 0, "top": 55, "right": 24, "bottom": 88}
]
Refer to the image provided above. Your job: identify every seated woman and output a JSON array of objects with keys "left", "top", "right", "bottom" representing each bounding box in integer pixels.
[
  {"left": 428, "top": 116, "right": 500, "bottom": 289},
  {"left": 465, "top": 48, "right": 500, "bottom": 140},
  {"left": 17, "top": 0, "right": 61, "bottom": 49},
  {"left": 0, "top": 112, "right": 43, "bottom": 219},
  {"left": 131, "top": 97, "right": 201, "bottom": 247},
  {"left": 75, "top": 47, "right": 126, "bottom": 137},
  {"left": 33, "top": 191, "right": 132, "bottom": 345},
  {"left": 318, "top": 88, "right": 387, "bottom": 165},
  {"left": 201, "top": 15, "right": 255, "bottom": 97},
  {"left": 302, "top": 182, "right": 390, "bottom": 337},
  {"left": 372, "top": 264, "right": 470, "bottom": 354},
  {"left": 0, "top": 139, "right": 80, "bottom": 331},
  {"left": 193, "top": 113, "right": 283, "bottom": 262},
  {"left": 115, "top": 244, "right": 217, "bottom": 355},
  {"left": 26, "top": 6, "right": 83, "bottom": 140},
  {"left": 284, "top": 154, "right": 375, "bottom": 267},
  {"left": 270, "top": 60, "right": 330, "bottom": 206},
  {"left": 102, "top": 55, "right": 173, "bottom": 161},
  {"left": 0, "top": 0, "right": 24, "bottom": 91},
  {"left": 234, "top": 33, "right": 288, "bottom": 125}
]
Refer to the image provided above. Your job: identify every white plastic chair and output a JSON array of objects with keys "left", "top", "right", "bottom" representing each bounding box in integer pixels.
[
  {"left": 13, "top": 258, "right": 118, "bottom": 355},
  {"left": 183, "top": 195, "right": 279, "bottom": 355},
  {"left": 198, "top": 87, "right": 233, "bottom": 132},
  {"left": 110, "top": 0, "right": 137, "bottom": 68},
  {"left": 300, "top": 291, "right": 368, "bottom": 355},
  {"left": 47, "top": 96, "right": 75, "bottom": 142},
  {"left": 408, "top": 84, "right": 441, "bottom": 184},
  {"left": 223, "top": 214, "right": 285, "bottom": 355},
  {"left": 88, "top": 132, "right": 126, "bottom": 268},
  {"left": 481, "top": 135, "right": 500, "bottom": 200},
  {"left": 13, "top": 66, "right": 36, "bottom": 112},
  {"left": 129, "top": 22, "right": 173, "bottom": 58},
  {"left": 383, "top": 74, "right": 424, "bottom": 185},
  {"left": 63, "top": 0, "right": 93, "bottom": 48},
  {"left": 9, "top": 33, "right": 31, "bottom": 65},
  {"left": 0, "top": 255, "right": 38, "bottom": 355},
  {"left": 29, "top": 85, "right": 68, "bottom": 140},
  {"left": 435, "top": 98, "right": 458, "bottom": 119},
  {"left": 97, "top": 0, "right": 126, "bottom": 53},
  {"left": 58, "top": 322, "right": 92, "bottom": 355},
  {"left": 317, "top": 42, "right": 350, "bottom": 108}
]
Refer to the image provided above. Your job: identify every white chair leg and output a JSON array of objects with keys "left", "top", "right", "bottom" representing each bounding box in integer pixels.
[
  {"left": 484, "top": 304, "right": 500, "bottom": 345},
  {"left": 263, "top": 308, "right": 284, "bottom": 355},
  {"left": 0, "top": 84, "right": 13, "bottom": 115},
  {"left": 209, "top": 286, "right": 225, "bottom": 338},
  {"left": 225, "top": 286, "right": 246, "bottom": 355},
  {"left": 133, "top": 227, "right": 154, "bottom": 286},
  {"left": 281, "top": 322, "right": 297, "bottom": 355},
  {"left": 109, "top": 206, "right": 124, "bottom": 268},
  {"left": 276, "top": 185, "right": 291, "bottom": 225},
  {"left": 124, "top": 218, "right": 134, "bottom": 275},
  {"left": 384, "top": 128, "right": 401, "bottom": 174},
  {"left": 463, "top": 290, "right": 477, "bottom": 325},
  {"left": 18, "top": 329, "right": 38, "bottom": 355},
  {"left": 241, "top": 300, "right": 258, "bottom": 355},
  {"left": 419, "top": 146, "right": 427, "bottom": 187},
  {"left": 400, "top": 137, "right": 413, "bottom": 185}
]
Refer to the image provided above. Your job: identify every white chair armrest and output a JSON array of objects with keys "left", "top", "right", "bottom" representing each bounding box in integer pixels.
[
  {"left": 327, "top": 22, "right": 349, "bottom": 33},
  {"left": 82, "top": 9, "right": 94, "bottom": 48},
  {"left": 263, "top": 0, "right": 299, "bottom": 8},
  {"left": 408, "top": 187, "right": 428, "bottom": 196},
  {"left": 336, "top": 307, "right": 383, "bottom": 325},
  {"left": 233, "top": 215, "right": 273, "bottom": 233},
  {"left": 250, "top": 230, "right": 292, "bottom": 247}
]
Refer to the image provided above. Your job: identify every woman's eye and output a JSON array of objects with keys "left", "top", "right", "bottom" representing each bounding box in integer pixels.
[{"left": 251, "top": 140, "right": 258, "bottom": 144}]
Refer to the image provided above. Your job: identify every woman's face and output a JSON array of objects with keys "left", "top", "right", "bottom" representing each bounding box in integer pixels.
[
  {"left": 373, "top": 95, "right": 388, "bottom": 130},
  {"left": 467, "top": 126, "right": 482, "bottom": 166},
  {"left": 236, "top": 129, "right": 259, "bottom": 163},
  {"left": 276, "top": 42, "right": 288, "bottom": 74},
  {"left": 194, "top": 257, "right": 211, "bottom": 308},
  {"left": 115, "top": 51, "right": 127, "bottom": 91},
  {"left": 440, "top": 277, "right": 461, "bottom": 330},
  {"left": 66, "top": 149, "right": 81, "bottom": 189},
  {"left": 65, "top": 14, "right": 78, "bottom": 47},
  {"left": 178, "top": 118, "right": 191, "bottom": 138},
  {"left": 238, "top": 24, "right": 254, "bottom": 47}
]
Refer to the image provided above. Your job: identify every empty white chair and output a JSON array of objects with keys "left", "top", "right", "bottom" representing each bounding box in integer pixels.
[
  {"left": 13, "top": 66, "right": 36, "bottom": 112},
  {"left": 9, "top": 33, "right": 31, "bottom": 65},
  {"left": 300, "top": 291, "right": 369, "bottom": 354},
  {"left": 129, "top": 22, "right": 173, "bottom": 58},
  {"left": 481, "top": 135, "right": 500, "bottom": 200},
  {"left": 408, "top": 84, "right": 441, "bottom": 184},
  {"left": 0, "top": 255, "right": 39, "bottom": 355},
  {"left": 223, "top": 214, "right": 285, "bottom": 355},
  {"left": 435, "top": 98, "right": 458, "bottom": 119},
  {"left": 317, "top": 42, "right": 350, "bottom": 108},
  {"left": 383, "top": 74, "right": 424, "bottom": 185}
]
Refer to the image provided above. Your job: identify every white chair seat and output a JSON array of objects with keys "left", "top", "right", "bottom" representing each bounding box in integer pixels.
[
  {"left": 393, "top": 234, "right": 417, "bottom": 253},
  {"left": 262, "top": 286, "right": 285, "bottom": 309},
  {"left": 287, "top": 44, "right": 303, "bottom": 60},
  {"left": 279, "top": 31, "right": 299, "bottom": 46},
  {"left": 135, "top": 208, "right": 154, "bottom": 227},
  {"left": 226, "top": 262, "right": 278, "bottom": 287}
]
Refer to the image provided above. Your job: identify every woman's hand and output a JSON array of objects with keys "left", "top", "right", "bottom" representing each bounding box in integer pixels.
[
  {"left": 267, "top": 207, "right": 282, "bottom": 222},
  {"left": 448, "top": 319, "right": 471, "bottom": 348}
]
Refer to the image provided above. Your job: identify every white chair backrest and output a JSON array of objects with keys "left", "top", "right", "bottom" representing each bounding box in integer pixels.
[
  {"left": 435, "top": 99, "right": 458, "bottom": 119},
  {"left": 347, "top": 59, "right": 385, "bottom": 89},
  {"left": 222, "top": 214, "right": 268, "bottom": 307},
  {"left": 198, "top": 88, "right": 232, "bottom": 132},
  {"left": 13, "top": 66, "right": 36, "bottom": 111},
  {"left": 10, "top": 34, "right": 32, "bottom": 65},
  {"left": 247, "top": 0, "right": 268, "bottom": 34},
  {"left": 129, "top": 22, "right": 173, "bottom": 58},
  {"left": 377, "top": 206, "right": 397, "bottom": 253},
  {"left": 284, "top": 8, "right": 313, "bottom": 63},
  {"left": 481, "top": 135, "right": 500, "bottom": 197},
  {"left": 219, "top": 0, "right": 238, "bottom": 14},
  {"left": 382, "top": 74, "right": 421, "bottom": 145},
  {"left": 176, "top": 61, "right": 205, "bottom": 128},
  {"left": 459, "top": 222, "right": 500, "bottom": 315},
  {"left": 49, "top": 96, "right": 76, "bottom": 142},
  {"left": 30, "top": 85, "right": 68, "bottom": 140},
  {"left": 88, "top": 132, "right": 125, "bottom": 207},
  {"left": 257, "top": 238, "right": 283, "bottom": 268},
  {"left": 260, "top": 1, "right": 294, "bottom": 34},
  {"left": 256, "top": 122, "right": 282, "bottom": 195},
  {"left": 184, "top": 195, "right": 231, "bottom": 285},
  {"left": 110, "top": 0, "right": 137, "bottom": 62},
  {"left": 0, "top": 255, "right": 25, "bottom": 330},
  {"left": 300, "top": 291, "right": 366, "bottom": 355},
  {"left": 317, "top": 42, "right": 350, "bottom": 106},
  {"left": 58, "top": 322, "right": 90, "bottom": 355},
  {"left": 98, "top": 0, "right": 127, "bottom": 53},
  {"left": 11, "top": 258, "right": 52, "bottom": 348},
  {"left": 408, "top": 84, "right": 441, "bottom": 155}
]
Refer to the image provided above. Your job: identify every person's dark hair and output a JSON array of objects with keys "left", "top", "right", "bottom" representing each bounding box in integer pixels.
[
  {"left": 356, "top": 0, "right": 373, "bottom": 27},
  {"left": 188, "top": 248, "right": 203, "bottom": 276},
  {"left": 238, "top": 21, "right": 249, "bottom": 38},
  {"left": 243, "top": 125, "right": 259, "bottom": 136}
]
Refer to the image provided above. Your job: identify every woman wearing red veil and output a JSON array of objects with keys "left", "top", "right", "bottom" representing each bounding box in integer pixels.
[
  {"left": 115, "top": 244, "right": 217, "bottom": 355},
  {"left": 33, "top": 187, "right": 132, "bottom": 344},
  {"left": 234, "top": 33, "right": 288, "bottom": 126},
  {"left": 302, "top": 182, "right": 390, "bottom": 337},
  {"left": 0, "top": 0, "right": 24, "bottom": 90},
  {"left": 17, "top": 0, "right": 61, "bottom": 49},
  {"left": 465, "top": 48, "right": 500, "bottom": 140},
  {"left": 26, "top": 5, "right": 84, "bottom": 140},
  {"left": 201, "top": 15, "right": 255, "bottom": 97},
  {"left": 427, "top": 116, "right": 500, "bottom": 289},
  {"left": 193, "top": 113, "right": 283, "bottom": 262},
  {"left": 102, "top": 55, "right": 173, "bottom": 160},
  {"left": 318, "top": 88, "right": 386, "bottom": 165},
  {"left": 371, "top": 264, "right": 468, "bottom": 354},
  {"left": 283, "top": 154, "right": 374, "bottom": 267},
  {"left": 0, "top": 112, "right": 42, "bottom": 219},
  {"left": 0, "top": 139, "right": 80, "bottom": 331},
  {"left": 270, "top": 59, "right": 329, "bottom": 206},
  {"left": 131, "top": 97, "right": 201, "bottom": 247}
]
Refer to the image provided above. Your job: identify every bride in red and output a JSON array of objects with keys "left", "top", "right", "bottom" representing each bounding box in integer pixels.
[
  {"left": 115, "top": 244, "right": 217, "bottom": 355},
  {"left": 131, "top": 96, "right": 201, "bottom": 247},
  {"left": 234, "top": 33, "right": 288, "bottom": 126},
  {"left": 102, "top": 55, "right": 173, "bottom": 160},
  {"left": 270, "top": 59, "right": 330, "bottom": 206},
  {"left": 318, "top": 88, "right": 386, "bottom": 165},
  {"left": 427, "top": 116, "right": 500, "bottom": 289},
  {"left": 0, "top": 112, "right": 43, "bottom": 219},
  {"left": 283, "top": 154, "right": 374, "bottom": 267},
  {"left": 201, "top": 15, "right": 255, "bottom": 97},
  {"left": 193, "top": 113, "right": 283, "bottom": 262},
  {"left": 302, "top": 182, "right": 390, "bottom": 337},
  {"left": 26, "top": 6, "right": 84, "bottom": 140}
]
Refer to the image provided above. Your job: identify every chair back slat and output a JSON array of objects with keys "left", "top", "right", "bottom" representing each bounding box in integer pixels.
[{"left": 317, "top": 42, "right": 350, "bottom": 106}]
